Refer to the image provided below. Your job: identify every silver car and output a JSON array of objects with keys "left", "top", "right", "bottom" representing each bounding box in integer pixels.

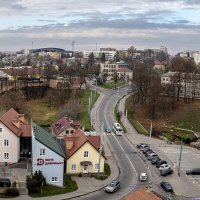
[{"left": 105, "top": 180, "right": 120, "bottom": 193}]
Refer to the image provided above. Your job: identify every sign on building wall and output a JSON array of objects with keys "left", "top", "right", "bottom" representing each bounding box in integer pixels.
[{"left": 37, "top": 158, "right": 64, "bottom": 166}]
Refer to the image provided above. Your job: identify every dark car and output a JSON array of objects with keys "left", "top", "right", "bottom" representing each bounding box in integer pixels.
[
  {"left": 105, "top": 180, "right": 120, "bottom": 193},
  {"left": 151, "top": 157, "right": 161, "bottom": 165},
  {"left": 160, "top": 168, "right": 174, "bottom": 176},
  {"left": 0, "top": 178, "right": 11, "bottom": 187},
  {"left": 186, "top": 168, "right": 200, "bottom": 175},
  {"left": 160, "top": 181, "right": 173, "bottom": 192},
  {"left": 156, "top": 160, "right": 167, "bottom": 168},
  {"left": 143, "top": 147, "right": 151, "bottom": 154}
]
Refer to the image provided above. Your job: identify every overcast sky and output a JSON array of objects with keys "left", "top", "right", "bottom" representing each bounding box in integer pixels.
[{"left": 0, "top": 0, "right": 200, "bottom": 54}]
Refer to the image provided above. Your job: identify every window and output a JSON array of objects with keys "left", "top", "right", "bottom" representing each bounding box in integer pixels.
[
  {"left": 66, "top": 130, "right": 69, "bottom": 134},
  {"left": 0, "top": 128, "right": 2, "bottom": 132},
  {"left": 52, "top": 177, "right": 57, "bottom": 182},
  {"left": 4, "top": 140, "right": 9, "bottom": 146},
  {"left": 71, "top": 164, "right": 76, "bottom": 171},
  {"left": 95, "top": 163, "right": 99, "bottom": 170},
  {"left": 84, "top": 151, "right": 89, "bottom": 157},
  {"left": 40, "top": 149, "right": 45, "bottom": 156},
  {"left": 4, "top": 153, "right": 9, "bottom": 160},
  {"left": 71, "top": 130, "right": 74, "bottom": 134}
]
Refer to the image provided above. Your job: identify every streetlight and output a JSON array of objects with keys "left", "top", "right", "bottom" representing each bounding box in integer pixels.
[
  {"left": 178, "top": 137, "right": 184, "bottom": 176},
  {"left": 98, "top": 122, "right": 104, "bottom": 179},
  {"left": 147, "top": 119, "right": 152, "bottom": 147}
]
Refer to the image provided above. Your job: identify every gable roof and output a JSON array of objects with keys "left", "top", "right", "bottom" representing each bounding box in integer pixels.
[
  {"left": 51, "top": 116, "right": 80, "bottom": 136},
  {"left": 123, "top": 187, "right": 161, "bottom": 200},
  {"left": 32, "top": 123, "right": 65, "bottom": 158},
  {"left": 64, "top": 129, "right": 104, "bottom": 160},
  {"left": 0, "top": 108, "right": 31, "bottom": 137}
]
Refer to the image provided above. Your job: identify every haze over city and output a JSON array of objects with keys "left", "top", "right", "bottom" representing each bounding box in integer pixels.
[{"left": 0, "top": 0, "right": 200, "bottom": 54}]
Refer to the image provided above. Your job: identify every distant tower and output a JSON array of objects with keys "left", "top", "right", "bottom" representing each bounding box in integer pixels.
[
  {"left": 72, "top": 41, "right": 75, "bottom": 55},
  {"left": 96, "top": 43, "right": 97, "bottom": 51}
]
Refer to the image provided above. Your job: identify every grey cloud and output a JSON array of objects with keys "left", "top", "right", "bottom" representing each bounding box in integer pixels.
[{"left": 0, "top": 0, "right": 25, "bottom": 10}]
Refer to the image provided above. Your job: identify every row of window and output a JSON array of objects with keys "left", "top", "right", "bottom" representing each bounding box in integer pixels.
[{"left": 71, "top": 163, "right": 99, "bottom": 171}]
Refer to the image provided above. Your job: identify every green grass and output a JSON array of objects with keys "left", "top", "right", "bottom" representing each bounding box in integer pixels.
[
  {"left": 25, "top": 100, "right": 58, "bottom": 127},
  {"left": 99, "top": 80, "right": 125, "bottom": 89},
  {"left": 125, "top": 96, "right": 148, "bottom": 135},
  {"left": 94, "top": 163, "right": 111, "bottom": 180},
  {"left": 160, "top": 127, "right": 197, "bottom": 142},
  {"left": 79, "top": 89, "right": 100, "bottom": 130},
  {"left": 29, "top": 175, "right": 78, "bottom": 197}
]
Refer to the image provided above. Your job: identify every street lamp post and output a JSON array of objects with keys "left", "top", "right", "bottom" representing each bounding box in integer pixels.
[
  {"left": 148, "top": 120, "right": 152, "bottom": 147},
  {"left": 98, "top": 122, "right": 104, "bottom": 179},
  {"left": 178, "top": 138, "right": 184, "bottom": 176}
]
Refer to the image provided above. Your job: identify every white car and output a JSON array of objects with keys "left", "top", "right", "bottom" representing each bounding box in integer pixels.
[
  {"left": 159, "top": 164, "right": 171, "bottom": 171},
  {"left": 139, "top": 173, "right": 147, "bottom": 181}
]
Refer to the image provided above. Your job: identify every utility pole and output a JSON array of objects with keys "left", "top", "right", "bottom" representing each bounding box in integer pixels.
[
  {"left": 72, "top": 41, "right": 75, "bottom": 56},
  {"left": 88, "top": 96, "right": 91, "bottom": 114},
  {"left": 98, "top": 122, "right": 104, "bottom": 179},
  {"left": 178, "top": 138, "right": 183, "bottom": 176},
  {"left": 149, "top": 121, "right": 152, "bottom": 147},
  {"left": 95, "top": 78, "right": 97, "bottom": 98},
  {"left": 125, "top": 109, "right": 128, "bottom": 127}
]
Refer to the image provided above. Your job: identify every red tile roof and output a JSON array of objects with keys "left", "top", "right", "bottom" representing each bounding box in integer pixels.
[
  {"left": 64, "top": 129, "right": 102, "bottom": 159},
  {"left": 51, "top": 117, "right": 80, "bottom": 136},
  {"left": 0, "top": 108, "right": 31, "bottom": 137},
  {"left": 123, "top": 187, "right": 161, "bottom": 200}
]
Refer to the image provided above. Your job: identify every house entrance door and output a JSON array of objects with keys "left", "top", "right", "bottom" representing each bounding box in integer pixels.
[{"left": 83, "top": 165, "right": 88, "bottom": 173}]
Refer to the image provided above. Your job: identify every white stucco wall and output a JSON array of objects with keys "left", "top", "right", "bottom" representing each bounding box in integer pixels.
[
  {"left": 0, "top": 122, "right": 20, "bottom": 164},
  {"left": 32, "top": 133, "right": 64, "bottom": 187}
]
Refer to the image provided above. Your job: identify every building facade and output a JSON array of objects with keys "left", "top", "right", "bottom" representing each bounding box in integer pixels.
[
  {"left": 32, "top": 123, "right": 65, "bottom": 187},
  {"left": 83, "top": 50, "right": 116, "bottom": 61}
]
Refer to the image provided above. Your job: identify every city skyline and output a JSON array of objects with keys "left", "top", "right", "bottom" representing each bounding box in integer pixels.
[{"left": 0, "top": 0, "right": 200, "bottom": 54}]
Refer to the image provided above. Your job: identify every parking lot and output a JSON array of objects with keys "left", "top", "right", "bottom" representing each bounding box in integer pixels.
[{"left": 157, "top": 145, "right": 200, "bottom": 187}]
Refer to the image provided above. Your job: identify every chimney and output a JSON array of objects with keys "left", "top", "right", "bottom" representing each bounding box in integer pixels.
[{"left": 66, "top": 140, "right": 74, "bottom": 150}]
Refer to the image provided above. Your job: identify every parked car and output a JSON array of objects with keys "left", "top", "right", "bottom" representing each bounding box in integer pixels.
[
  {"left": 160, "top": 168, "right": 174, "bottom": 176},
  {"left": 151, "top": 157, "right": 161, "bottom": 165},
  {"left": 0, "top": 178, "right": 11, "bottom": 187},
  {"left": 160, "top": 181, "right": 173, "bottom": 192},
  {"left": 143, "top": 147, "right": 151, "bottom": 154},
  {"left": 105, "top": 127, "right": 111, "bottom": 133},
  {"left": 145, "top": 150, "right": 154, "bottom": 157},
  {"left": 159, "top": 164, "right": 171, "bottom": 171},
  {"left": 139, "top": 144, "right": 149, "bottom": 151},
  {"left": 186, "top": 168, "right": 200, "bottom": 175},
  {"left": 156, "top": 160, "right": 167, "bottom": 168},
  {"left": 105, "top": 180, "right": 120, "bottom": 193},
  {"left": 139, "top": 173, "right": 147, "bottom": 181},
  {"left": 147, "top": 153, "right": 158, "bottom": 160},
  {"left": 137, "top": 143, "right": 148, "bottom": 148}
]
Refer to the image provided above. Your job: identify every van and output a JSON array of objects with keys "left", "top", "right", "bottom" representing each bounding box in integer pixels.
[{"left": 0, "top": 178, "right": 11, "bottom": 187}]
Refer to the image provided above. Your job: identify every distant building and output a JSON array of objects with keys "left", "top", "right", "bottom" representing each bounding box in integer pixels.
[
  {"left": 116, "top": 68, "right": 133, "bottom": 80},
  {"left": 83, "top": 50, "right": 116, "bottom": 61},
  {"left": 153, "top": 60, "right": 167, "bottom": 71},
  {"left": 178, "top": 51, "right": 200, "bottom": 65},
  {"left": 100, "top": 61, "right": 129, "bottom": 76}
]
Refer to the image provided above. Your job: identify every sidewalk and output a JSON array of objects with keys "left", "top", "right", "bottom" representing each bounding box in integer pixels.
[{"left": 118, "top": 94, "right": 200, "bottom": 198}]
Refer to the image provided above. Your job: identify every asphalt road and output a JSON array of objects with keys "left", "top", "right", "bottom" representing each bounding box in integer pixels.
[{"left": 75, "top": 86, "right": 151, "bottom": 200}]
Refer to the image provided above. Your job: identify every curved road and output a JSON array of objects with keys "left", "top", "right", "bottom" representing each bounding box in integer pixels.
[{"left": 76, "top": 86, "right": 151, "bottom": 200}]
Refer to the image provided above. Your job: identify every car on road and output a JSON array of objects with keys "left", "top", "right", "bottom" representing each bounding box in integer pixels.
[
  {"left": 156, "top": 160, "right": 167, "bottom": 168},
  {"left": 143, "top": 147, "right": 151, "bottom": 154},
  {"left": 151, "top": 157, "right": 161, "bottom": 165},
  {"left": 139, "top": 173, "right": 147, "bottom": 181},
  {"left": 105, "top": 180, "right": 120, "bottom": 193},
  {"left": 159, "top": 164, "right": 171, "bottom": 171},
  {"left": 105, "top": 127, "right": 111, "bottom": 133},
  {"left": 160, "top": 181, "right": 173, "bottom": 192},
  {"left": 160, "top": 168, "right": 173, "bottom": 176},
  {"left": 0, "top": 178, "right": 11, "bottom": 187},
  {"left": 186, "top": 168, "right": 200, "bottom": 175}
]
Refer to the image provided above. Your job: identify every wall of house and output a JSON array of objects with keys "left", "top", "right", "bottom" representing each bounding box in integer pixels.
[
  {"left": 32, "top": 135, "right": 64, "bottom": 187},
  {"left": 0, "top": 122, "right": 20, "bottom": 164},
  {"left": 66, "top": 142, "right": 105, "bottom": 174}
]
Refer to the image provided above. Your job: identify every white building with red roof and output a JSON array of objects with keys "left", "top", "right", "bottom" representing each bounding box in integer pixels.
[{"left": 0, "top": 108, "right": 32, "bottom": 165}]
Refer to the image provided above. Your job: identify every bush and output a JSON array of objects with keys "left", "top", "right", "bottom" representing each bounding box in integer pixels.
[
  {"left": 32, "top": 170, "right": 47, "bottom": 186},
  {"left": 5, "top": 188, "right": 19, "bottom": 197},
  {"left": 27, "top": 178, "right": 41, "bottom": 193}
]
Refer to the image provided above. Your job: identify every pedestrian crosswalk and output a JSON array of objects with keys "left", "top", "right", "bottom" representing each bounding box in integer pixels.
[{"left": 103, "top": 132, "right": 124, "bottom": 136}]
